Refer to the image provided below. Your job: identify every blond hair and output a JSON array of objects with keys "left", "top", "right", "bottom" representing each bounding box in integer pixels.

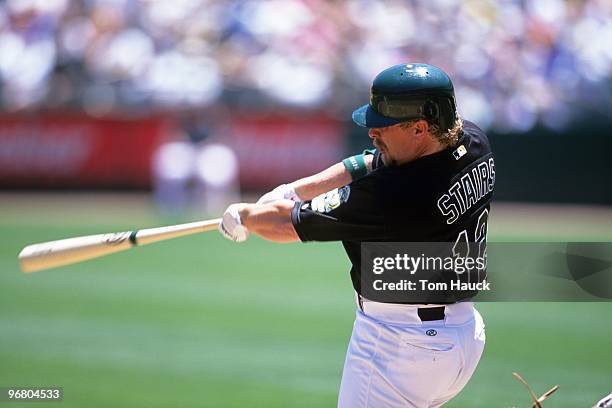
[{"left": 400, "top": 115, "right": 464, "bottom": 148}]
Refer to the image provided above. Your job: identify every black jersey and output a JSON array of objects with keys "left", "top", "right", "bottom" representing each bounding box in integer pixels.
[{"left": 291, "top": 120, "right": 495, "bottom": 302}]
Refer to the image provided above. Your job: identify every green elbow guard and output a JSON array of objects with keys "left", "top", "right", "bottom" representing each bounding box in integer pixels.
[{"left": 342, "top": 154, "right": 368, "bottom": 181}]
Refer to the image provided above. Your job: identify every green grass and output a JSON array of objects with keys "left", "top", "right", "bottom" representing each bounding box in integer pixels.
[{"left": 1, "top": 196, "right": 611, "bottom": 407}]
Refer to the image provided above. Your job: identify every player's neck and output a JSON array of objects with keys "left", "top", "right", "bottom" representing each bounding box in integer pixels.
[
  {"left": 395, "top": 136, "right": 445, "bottom": 165},
  {"left": 418, "top": 138, "right": 445, "bottom": 159}
]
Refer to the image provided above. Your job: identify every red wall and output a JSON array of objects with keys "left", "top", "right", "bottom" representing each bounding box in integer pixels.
[{"left": 0, "top": 113, "right": 345, "bottom": 189}]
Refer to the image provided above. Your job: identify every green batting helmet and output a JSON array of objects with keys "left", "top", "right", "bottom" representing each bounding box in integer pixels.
[{"left": 352, "top": 63, "right": 458, "bottom": 131}]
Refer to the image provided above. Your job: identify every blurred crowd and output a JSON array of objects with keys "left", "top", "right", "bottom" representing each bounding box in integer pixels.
[{"left": 0, "top": 0, "right": 610, "bottom": 132}]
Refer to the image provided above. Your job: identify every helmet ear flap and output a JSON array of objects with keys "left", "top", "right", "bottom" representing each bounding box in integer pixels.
[
  {"left": 422, "top": 100, "right": 439, "bottom": 120},
  {"left": 437, "top": 98, "right": 457, "bottom": 132},
  {"left": 422, "top": 98, "right": 457, "bottom": 132}
]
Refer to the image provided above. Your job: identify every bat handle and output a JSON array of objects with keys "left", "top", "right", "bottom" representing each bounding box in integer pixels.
[{"left": 132, "top": 218, "right": 221, "bottom": 246}]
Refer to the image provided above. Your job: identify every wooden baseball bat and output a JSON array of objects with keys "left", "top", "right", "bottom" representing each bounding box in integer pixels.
[{"left": 18, "top": 218, "right": 221, "bottom": 273}]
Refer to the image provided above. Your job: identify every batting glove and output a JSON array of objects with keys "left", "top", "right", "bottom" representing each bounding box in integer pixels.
[
  {"left": 219, "top": 204, "right": 249, "bottom": 243},
  {"left": 310, "top": 189, "right": 341, "bottom": 213},
  {"left": 256, "top": 184, "right": 300, "bottom": 205}
]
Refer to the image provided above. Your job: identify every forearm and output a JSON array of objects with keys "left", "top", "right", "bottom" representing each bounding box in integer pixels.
[
  {"left": 239, "top": 200, "right": 299, "bottom": 243},
  {"left": 291, "top": 154, "right": 374, "bottom": 200},
  {"left": 291, "top": 162, "right": 351, "bottom": 201},
  {"left": 239, "top": 153, "right": 375, "bottom": 242}
]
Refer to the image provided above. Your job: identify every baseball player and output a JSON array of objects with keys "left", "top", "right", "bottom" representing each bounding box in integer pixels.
[{"left": 219, "top": 63, "right": 494, "bottom": 407}]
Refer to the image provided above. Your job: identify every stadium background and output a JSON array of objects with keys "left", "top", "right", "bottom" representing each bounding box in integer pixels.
[{"left": 1, "top": 0, "right": 611, "bottom": 406}]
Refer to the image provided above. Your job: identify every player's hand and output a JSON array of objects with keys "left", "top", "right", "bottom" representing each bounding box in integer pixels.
[
  {"left": 256, "top": 184, "right": 301, "bottom": 205},
  {"left": 219, "top": 204, "right": 249, "bottom": 242}
]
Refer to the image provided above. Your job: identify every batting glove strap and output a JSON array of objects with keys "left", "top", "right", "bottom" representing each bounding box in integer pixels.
[{"left": 219, "top": 204, "right": 249, "bottom": 243}]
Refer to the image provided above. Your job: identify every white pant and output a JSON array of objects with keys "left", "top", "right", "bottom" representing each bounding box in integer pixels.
[{"left": 338, "top": 301, "right": 485, "bottom": 408}]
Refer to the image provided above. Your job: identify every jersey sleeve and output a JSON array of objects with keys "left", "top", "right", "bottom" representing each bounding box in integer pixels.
[
  {"left": 291, "top": 177, "right": 387, "bottom": 242},
  {"left": 364, "top": 148, "right": 385, "bottom": 171}
]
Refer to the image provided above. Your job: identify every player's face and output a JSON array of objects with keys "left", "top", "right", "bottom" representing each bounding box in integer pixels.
[{"left": 368, "top": 123, "right": 420, "bottom": 166}]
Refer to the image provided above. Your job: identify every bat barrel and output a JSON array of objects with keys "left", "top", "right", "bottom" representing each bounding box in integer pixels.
[
  {"left": 19, "top": 232, "right": 135, "bottom": 273},
  {"left": 18, "top": 217, "right": 221, "bottom": 273}
]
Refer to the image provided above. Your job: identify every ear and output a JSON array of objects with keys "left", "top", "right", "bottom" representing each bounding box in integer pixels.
[{"left": 414, "top": 120, "right": 429, "bottom": 136}]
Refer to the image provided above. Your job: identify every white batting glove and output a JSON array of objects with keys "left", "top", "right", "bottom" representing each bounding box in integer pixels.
[
  {"left": 256, "top": 184, "right": 301, "bottom": 205},
  {"left": 218, "top": 204, "right": 249, "bottom": 243},
  {"left": 310, "top": 189, "right": 341, "bottom": 213}
]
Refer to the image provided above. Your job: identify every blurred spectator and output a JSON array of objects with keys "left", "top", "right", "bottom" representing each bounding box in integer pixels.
[
  {"left": 152, "top": 112, "right": 240, "bottom": 215},
  {"left": 0, "top": 0, "right": 610, "bottom": 133}
]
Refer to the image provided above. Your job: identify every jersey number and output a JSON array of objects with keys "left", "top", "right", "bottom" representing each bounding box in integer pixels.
[{"left": 452, "top": 209, "right": 489, "bottom": 276}]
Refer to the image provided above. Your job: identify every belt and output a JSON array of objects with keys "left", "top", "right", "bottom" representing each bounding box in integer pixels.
[
  {"left": 357, "top": 294, "right": 446, "bottom": 322},
  {"left": 417, "top": 306, "right": 445, "bottom": 321}
]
